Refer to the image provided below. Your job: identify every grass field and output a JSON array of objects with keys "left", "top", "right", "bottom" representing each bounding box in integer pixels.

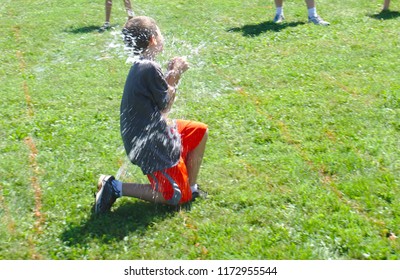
[{"left": 1, "top": 0, "right": 399, "bottom": 260}]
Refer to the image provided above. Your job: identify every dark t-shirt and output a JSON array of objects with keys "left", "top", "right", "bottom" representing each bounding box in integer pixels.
[{"left": 120, "top": 58, "right": 181, "bottom": 174}]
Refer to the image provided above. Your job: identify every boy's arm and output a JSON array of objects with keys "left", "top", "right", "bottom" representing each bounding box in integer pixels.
[
  {"left": 165, "top": 69, "right": 182, "bottom": 88},
  {"left": 161, "top": 83, "right": 177, "bottom": 115},
  {"left": 161, "top": 57, "right": 189, "bottom": 115}
]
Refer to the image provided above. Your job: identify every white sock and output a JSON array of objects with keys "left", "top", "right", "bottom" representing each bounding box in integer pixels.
[
  {"left": 190, "top": 184, "right": 198, "bottom": 193},
  {"left": 308, "top": 8, "right": 317, "bottom": 18},
  {"left": 276, "top": 7, "right": 283, "bottom": 15},
  {"left": 111, "top": 179, "right": 123, "bottom": 197}
]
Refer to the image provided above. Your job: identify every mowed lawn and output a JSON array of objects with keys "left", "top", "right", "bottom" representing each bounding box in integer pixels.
[{"left": 0, "top": 0, "right": 399, "bottom": 259}]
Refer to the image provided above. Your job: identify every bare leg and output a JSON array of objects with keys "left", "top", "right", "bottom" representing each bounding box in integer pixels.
[
  {"left": 306, "top": 0, "right": 316, "bottom": 17},
  {"left": 186, "top": 129, "right": 208, "bottom": 186},
  {"left": 274, "top": 0, "right": 283, "bottom": 8},
  {"left": 305, "top": 0, "right": 315, "bottom": 9},
  {"left": 124, "top": 0, "right": 134, "bottom": 18},
  {"left": 383, "top": 0, "right": 391, "bottom": 10},
  {"left": 122, "top": 183, "right": 167, "bottom": 204},
  {"left": 105, "top": 0, "right": 112, "bottom": 23}
]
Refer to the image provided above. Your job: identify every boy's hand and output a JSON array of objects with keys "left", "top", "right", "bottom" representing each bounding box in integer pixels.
[
  {"left": 166, "top": 57, "right": 189, "bottom": 89},
  {"left": 168, "top": 57, "right": 189, "bottom": 75}
]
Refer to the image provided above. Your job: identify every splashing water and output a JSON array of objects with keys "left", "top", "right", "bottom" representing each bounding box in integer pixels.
[
  {"left": 96, "top": 28, "right": 127, "bottom": 61},
  {"left": 115, "top": 146, "right": 131, "bottom": 181},
  {"left": 120, "top": 31, "right": 227, "bottom": 101}
]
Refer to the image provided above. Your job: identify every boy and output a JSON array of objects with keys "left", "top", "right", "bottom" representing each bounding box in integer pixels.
[{"left": 95, "top": 16, "right": 208, "bottom": 214}]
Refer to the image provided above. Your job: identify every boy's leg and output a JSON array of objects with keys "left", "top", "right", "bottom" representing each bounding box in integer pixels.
[
  {"left": 121, "top": 182, "right": 167, "bottom": 204},
  {"left": 95, "top": 175, "right": 167, "bottom": 214},
  {"left": 121, "top": 160, "right": 190, "bottom": 206},
  {"left": 176, "top": 120, "right": 208, "bottom": 187},
  {"left": 147, "top": 160, "right": 192, "bottom": 205},
  {"left": 95, "top": 159, "right": 191, "bottom": 213},
  {"left": 186, "top": 129, "right": 208, "bottom": 186}
]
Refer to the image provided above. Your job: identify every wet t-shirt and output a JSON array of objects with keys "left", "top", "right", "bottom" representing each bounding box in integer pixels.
[{"left": 120, "top": 58, "right": 181, "bottom": 174}]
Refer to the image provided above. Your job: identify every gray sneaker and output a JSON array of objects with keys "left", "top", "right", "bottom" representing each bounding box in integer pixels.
[
  {"left": 98, "top": 22, "right": 111, "bottom": 32},
  {"left": 127, "top": 10, "right": 135, "bottom": 19},
  {"left": 192, "top": 186, "right": 207, "bottom": 201},
  {"left": 273, "top": 13, "right": 285, "bottom": 23},
  {"left": 94, "top": 175, "right": 119, "bottom": 214},
  {"left": 308, "top": 15, "right": 330, "bottom": 26}
]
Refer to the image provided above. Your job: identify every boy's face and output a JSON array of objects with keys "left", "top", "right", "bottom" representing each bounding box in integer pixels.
[{"left": 153, "top": 27, "right": 164, "bottom": 54}]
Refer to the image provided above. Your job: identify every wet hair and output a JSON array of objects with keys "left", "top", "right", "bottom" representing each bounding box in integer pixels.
[{"left": 122, "top": 16, "right": 159, "bottom": 55}]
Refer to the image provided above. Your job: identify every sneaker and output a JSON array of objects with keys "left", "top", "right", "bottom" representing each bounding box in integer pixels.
[
  {"left": 127, "top": 10, "right": 135, "bottom": 19},
  {"left": 273, "top": 13, "right": 285, "bottom": 23},
  {"left": 98, "top": 22, "right": 111, "bottom": 32},
  {"left": 94, "top": 175, "right": 119, "bottom": 214},
  {"left": 192, "top": 186, "right": 208, "bottom": 201},
  {"left": 308, "top": 15, "right": 330, "bottom": 26}
]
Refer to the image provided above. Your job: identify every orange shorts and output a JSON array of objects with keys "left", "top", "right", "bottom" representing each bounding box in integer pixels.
[{"left": 147, "top": 120, "right": 207, "bottom": 205}]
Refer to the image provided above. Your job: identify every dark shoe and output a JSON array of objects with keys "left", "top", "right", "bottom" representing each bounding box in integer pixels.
[
  {"left": 94, "top": 175, "right": 119, "bottom": 214},
  {"left": 98, "top": 22, "right": 111, "bottom": 32}
]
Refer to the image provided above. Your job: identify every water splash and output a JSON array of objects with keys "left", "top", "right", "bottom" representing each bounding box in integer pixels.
[
  {"left": 115, "top": 160, "right": 130, "bottom": 181},
  {"left": 95, "top": 28, "right": 127, "bottom": 61},
  {"left": 158, "top": 36, "right": 207, "bottom": 69}
]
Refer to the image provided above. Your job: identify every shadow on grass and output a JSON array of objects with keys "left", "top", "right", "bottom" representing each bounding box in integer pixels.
[
  {"left": 61, "top": 200, "right": 180, "bottom": 245},
  {"left": 368, "top": 10, "right": 400, "bottom": 20},
  {"left": 64, "top": 25, "right": 101, "bottom": 34},
  {"left": 228, "top": 20, "right": 305, "bottom": 37}
]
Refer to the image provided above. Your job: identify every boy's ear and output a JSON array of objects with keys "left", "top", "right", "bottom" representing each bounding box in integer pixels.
[{"left": 149, "top": 35, "right": 157, "bottom": 46}]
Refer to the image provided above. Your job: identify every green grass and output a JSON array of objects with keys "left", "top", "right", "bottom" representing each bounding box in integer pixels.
[{"left": 1, "top": 0, "right": 399, "bottom": 259}]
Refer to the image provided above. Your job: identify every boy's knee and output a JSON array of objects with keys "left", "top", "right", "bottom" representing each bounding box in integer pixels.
[{"left": 202, "top": 128, "right": 209, "bottom": 142}]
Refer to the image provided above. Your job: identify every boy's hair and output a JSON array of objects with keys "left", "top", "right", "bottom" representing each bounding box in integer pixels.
[{"left": 122, "top": 16, "right": 159, "bottom": 55}]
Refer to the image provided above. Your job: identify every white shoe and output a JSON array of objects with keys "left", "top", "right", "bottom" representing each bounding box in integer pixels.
[
  {"left": 273, "top": 13, "right": 285, "bottom": 23},
  {"left": 308, "top": 15, "right": 330, "bottom": 26}
]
